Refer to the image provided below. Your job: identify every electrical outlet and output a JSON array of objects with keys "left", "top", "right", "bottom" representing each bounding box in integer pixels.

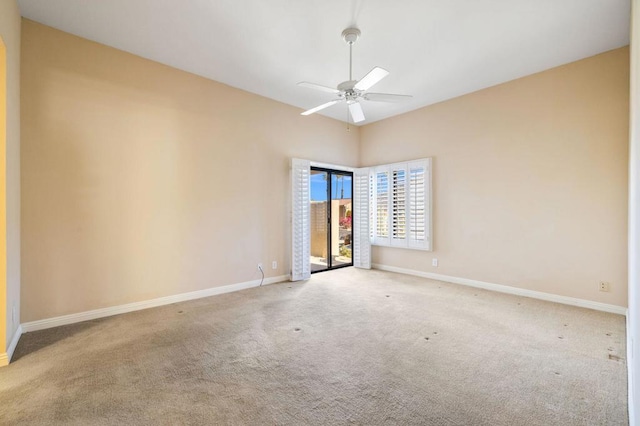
[
  {"left": 257, "top": 263, "right": 263, "bottom": 271},
  {"left": 432, "top": 258, "right": 438, "bottom": 267},
  {"left": 272, "top": 261, "right": 277, "bottom": 270},
  {"left": 599, "top": 281, "right": 610, "bottom": 292}
]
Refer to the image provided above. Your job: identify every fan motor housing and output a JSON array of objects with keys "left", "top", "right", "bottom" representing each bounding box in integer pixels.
[
  {"left": 341, "top": 28, "right": 361, "bottom": 45},
  {"left": 337, "top": 80, "right": 357, "bottom": 92}
]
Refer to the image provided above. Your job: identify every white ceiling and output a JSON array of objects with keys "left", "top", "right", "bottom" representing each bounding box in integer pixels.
[{"left": 17, "top": 0, "right": 631, "bottom": 125}]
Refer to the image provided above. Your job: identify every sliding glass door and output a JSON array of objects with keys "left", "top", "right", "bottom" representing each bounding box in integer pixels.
[
  {"left": 310, "top": 169, "right": 329, "bottom": 272},
  {"left": 310, "top": 167, "right": 353, "bottom": 273}
]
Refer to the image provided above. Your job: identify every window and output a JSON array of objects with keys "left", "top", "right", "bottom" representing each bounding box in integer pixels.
[
  {"left": 369, "top": 159, "right": 431, "bottom": 251},
  {"left": 375, "top": 170, "right": 389, "bottom": 242},
  {"left": 392, "top": 169, "right": 406, "bottom": 243}
]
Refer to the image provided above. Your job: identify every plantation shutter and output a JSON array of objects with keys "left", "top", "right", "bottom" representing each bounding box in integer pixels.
[
  {"left": 391, "top": 166, "right": 407, "bottom": 246},
  {"left": 291, "top": 158, "right": 311, "bottom": 281},
  {"left": 353, "top": 167, "right": 371, "bottom": 269},
  {"left": 374, "top": 169, "right": 391, "bottom": 246},
  {"left": 369, "top": 173, "right": 375, "bottom": 242},
  {"left": 408, "top": 159, "right": 432, "bottom": 250},
  {"left": 368, "top": 158, "right": 432, "bottom": 251}
]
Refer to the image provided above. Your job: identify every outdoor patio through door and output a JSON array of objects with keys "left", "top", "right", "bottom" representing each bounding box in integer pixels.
[{"left": 310, "top": 167, "right": 353, "bottom": 273}]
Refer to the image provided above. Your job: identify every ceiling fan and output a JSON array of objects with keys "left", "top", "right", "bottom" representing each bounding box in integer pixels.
[{"left": 298, "top": 27, "right": 412, "bottom": 123}]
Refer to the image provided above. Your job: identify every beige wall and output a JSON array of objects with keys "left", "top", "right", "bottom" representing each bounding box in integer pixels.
[
  {"left": 361, "top": 47, "right": 629, "bottom": 307},
  {"left": 21, "top": 20, "right": 359, "bottom": 322},
  {"left": 20, "top": 18, "right": 629, "bottom": 322},
  {"left": 0, "top": 0, "right": 20, "bottom": 358}
]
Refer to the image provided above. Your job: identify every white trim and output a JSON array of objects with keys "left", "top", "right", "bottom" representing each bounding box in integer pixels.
[
  {"left": 372, "top": 264, "right": 627, "bottom": 316},
  {"left": 0, "top": 325, "right": 23, "bottom": 366},
  {"left": 22, "top": 275, "right": 289, "bottom": 333},
  {"left": 7, "top": 325, "right": 22, "bottom": 362},
  {"left": 309, "top": 160, "right": 355, "bottom": 172},
  {"left": 629, "top": 1, "right": 639, "bottom": 422},
  {"left": 629, "top": 310, "right": 636, "bottom": 426}
]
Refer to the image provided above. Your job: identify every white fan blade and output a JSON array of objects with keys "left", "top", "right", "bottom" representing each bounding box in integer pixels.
[
  {"left": 354, "top": 67, "right": 389, "bottom": 91},
  {"left": 301, "top": 100, "right": 341, "bottom": 116},
  {"left": 364, "top": 93, "right": 413, "bottom": 103},
  {"left": 348, "top": 102, "right": 365, "bottom": 123},
  {"left": 298, "top": 82, "right": 340, "bottom": 94}
]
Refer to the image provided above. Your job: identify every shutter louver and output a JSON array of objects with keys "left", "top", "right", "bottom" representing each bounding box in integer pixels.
[
  {"left": 409, "top": 166, "right": 425, "bottom": 242},
  {"left": 291, "top": 158, "right": 311, "bottom": 281},
  {"left": 369, "top": 173, "right": 375, "bottom": 241},
  {"left": 392, "top": 168, "right": 407, "bottom": 244},
  {"left": 375, "top": 171, "right": 390, "bottom": 244},
  {"left": 353, "top": 168, "right": 371, "bottom": 269},
  {"left": 408, "top": 159, "right": 431, "bottom": 250}
]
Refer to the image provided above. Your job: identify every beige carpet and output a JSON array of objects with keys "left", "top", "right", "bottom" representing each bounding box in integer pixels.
[{"left": 0, "top": 268, "right": 628, "bottom": 425}]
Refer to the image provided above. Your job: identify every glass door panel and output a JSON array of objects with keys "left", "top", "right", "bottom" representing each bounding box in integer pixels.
[
  {"left": 310, "top": 170, "right": 329, "bottom": 272},
  {"left": 310, "top": 167, "right": 353, "bottom": 273},
  {"left": 331, "top": 173, "right": 352, "bottom": 268}
]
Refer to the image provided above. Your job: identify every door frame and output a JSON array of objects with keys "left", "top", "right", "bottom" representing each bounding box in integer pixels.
[
  {"left": 291, "top": 158, "right": 369, "bottom": 282},
  {"left": 310, "top": 166, "right": 354, "bottom": 273}
]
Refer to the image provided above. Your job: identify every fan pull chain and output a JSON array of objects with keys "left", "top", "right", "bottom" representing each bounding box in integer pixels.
[
  {"left": 347, "top": 105, "right": 351, "bottom": 132},
  {"left": 346, "top": 107, "right": 350, "bottom": 132}
]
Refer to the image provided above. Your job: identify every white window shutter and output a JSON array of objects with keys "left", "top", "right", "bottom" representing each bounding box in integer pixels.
[
  {"left": 374, "top": 168, "right": 391, "bottom": 246},
  {"left": 369, "top": 172, "right": 375, "bottom": 242},
  {"left": 391, "top": 166, "right": 408, "bottom": 246},
  {"left": 353, "top": 167, "right": 371, "bottom": 269},
  {"left": 291, "top": 158, "right": 311, "bottom": 281},
  {"left": 408, "top": 159, "right": 432, "bottom": 250},
  {"left": 369, "top": 158, "right": 432, "bottom": 252}
]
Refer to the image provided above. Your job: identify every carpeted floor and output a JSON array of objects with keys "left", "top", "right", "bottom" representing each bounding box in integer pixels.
[{"left": 0, "top": 268, "right": 628, "bottom": 425}]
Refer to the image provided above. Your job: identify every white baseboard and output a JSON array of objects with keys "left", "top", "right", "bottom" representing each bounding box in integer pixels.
[
  {"left": 628, "top": 313, "right": 635, "bottom": 426},
  {"left": 0, "top": 325, "right": 23, "bottom": 366},
  {"left": 628, "top": 309, "right": 637, "bottom": 426},
  {"left": 21, "top": 275, "right": 289, "bottom": 333},
  {"left": 372, "top": 264, "right": 627, "bottom": 316},
  {"left": 7, "top": 325, "right": 22, "bottom": 361}
]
